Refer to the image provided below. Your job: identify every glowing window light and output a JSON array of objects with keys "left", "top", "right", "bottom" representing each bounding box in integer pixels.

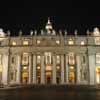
[
  {"left": 37, "top": 56, "right": 41, "bottom": 63},
  {"left": 23, "top": 41, "right": 29, "bottom": 45},
  {"left": 56, "top": 40, "right": 60, "bottom": 44},
  {"left": 96, "top": 67, "right": 100, "bottom": 84},
  {"left": 96, "top": 74, "right": 100, "bottom": 84},
  {"left": 12, "top": 41, "right": 16, "bottom": 46},
  {"left": 46, "top": 65, "right": 52, "bottom": 71},
  {"left": 70, "top": 66, "right": 74, "bottom": 70},
  {"left": 37, "top": 56, "right": 41, "bottom": 59},
  {"left": 37, "top": 66, "right": 40, "bottom": 70},
  {"left": 56, "top": 55, "right": 60, "bottom": 64},
  {"left": 68, "top": 39, "right": 74, "bottom": 45},
  {"left": 23, "top": 66, "right": 27, "bottom": 70},
  {"left": 81, "top": 41, "right": 85, "bottom": 45},
  {"left": 57, "top": 66, "right": 60, "bottom": 70},
  {"left": 37, "top": 40, "right": 41, "bottom": 44}
]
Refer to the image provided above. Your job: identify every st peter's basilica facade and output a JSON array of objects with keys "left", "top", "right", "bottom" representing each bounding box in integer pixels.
[{"left": 0, "top": 19, "right": 100, "bottom": 85}]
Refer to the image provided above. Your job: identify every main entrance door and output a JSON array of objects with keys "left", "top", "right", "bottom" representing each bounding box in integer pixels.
[
  {"left": 69, "top": 71, "right": 75, "bottom": 83},
  {"left": 96, "top": 67, "right": 100, "bottom": 84},
  {"left": 45, "top": 65, "right": 52, "bottom": 84},
  {"left": 46, "top": 72, "right": 52, "bottom": 84},
  {"left": 22, "top": 71, "right": 28, "bottom": 84},
  {"left": 68, "top": 66, "right": 75, "bottom": 84}
]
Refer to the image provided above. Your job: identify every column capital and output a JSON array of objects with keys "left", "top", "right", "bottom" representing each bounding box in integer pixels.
[
  {"left": 36, "top": 52, "right": 44, "bottom": 56},
  {"left": 16, "top": 52, "right": 22, "bottom": 56},
  {"left": 32, "top": 51, "right": 37, "bottom": 54},
  {"left": 75, "top": 53, "right": 82, "bottom": 56},
  {"left": 3, "top": 52, "right": 10, "bottom": 56},
  {"left": 28, "top": 52, "right": 32, "bottom": 56},
  {"left": 6, "top": 53, "right": 10, "bottom": 56},
  {"left": 65, "top": 54, "right": 68, "bottom": 56},
  {"left": 40, "top": 53, "right": 44, "bottom": 56},
  {"left": 53, "top": 53, "right": 56, "bottom": 56},
  {"left": 60, "top": 54, "right": 65, "bottom": 56},
  {"left": 32, "top": 54, "right": 36, "bottom": 56}
]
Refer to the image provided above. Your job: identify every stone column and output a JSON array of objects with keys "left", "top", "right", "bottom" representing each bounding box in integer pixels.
[
  {"left": 28, "top": 54, "right": 32, "bottom": 84},
  {"left": 76, "top": 55, "right": 81, "bottom": 84},
  {"left": 33, "top": 54, "right": 36, "bottom": 84},
  {"left": 2, "top": 54, "right": 9, "bottom": 85},
  {"left": 61, "top": 55, "right": 65, "bottom": 84},
  {"left": 16, "top": 54, "right": 21, "bottom": 84},
  {"left": 41, "top": 55, "right": 45, "bottom": 84},
  {"left": 89, "top": 54, "right": 95, "bottom": 85},
  {"left": 52, "top": 55, "right": 56, "bottom": 84},
  {"left": 65, "top": 55, "right": 68, "bottom": 84}
]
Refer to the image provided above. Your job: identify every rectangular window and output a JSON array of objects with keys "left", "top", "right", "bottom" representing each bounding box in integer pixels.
[
  {"left": 12, "top": 41, "right": 16, "bottom": 46},
  {"left": 68, "top": 39, "right": 74, "bottom": 45},
  {"left": 96, "top": 53, "right": 100, "bottom": 64},
  {"left": 56, "top": 55, "right": 60, "bottom": 64},
  {"left": 22, "top": 53, "right": 29, "bottom": 65},
  {"left": 45, "top": 52, "right": 51, "bottom": 64},
  {"left": 68, "top": 53, "right": 75, "bottom": 65},
  {"left": 11, "top": 72, "right": 14, "bottom": 80},
  {"left": 56, "top": 40, "right": 60, "bottom": 45},
  {"left": 23, "top": 40, "right": 29, "bottom": 45},
  {"left": 12, "top": 57, "right": 15, "bottom": 64},
  {"left": 82, "top": 56, "right": 85, "bottom": 64},
  {"left": 37, "top": 56, "right": 41, "bottom": 64}
]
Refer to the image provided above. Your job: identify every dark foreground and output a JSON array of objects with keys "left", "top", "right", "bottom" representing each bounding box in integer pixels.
[{"left": 0, "top": 85, "right": 100, "bottom": 100}]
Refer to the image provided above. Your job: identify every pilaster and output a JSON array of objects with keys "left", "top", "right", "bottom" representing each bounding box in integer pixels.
[
  {"left": 2, "top": 54, "right": 9, "bottom": 85},
  {"left": 41, "top": 54, "right": 45, "bottom": 84},
  {"left": 61, "top": 55, "right": 64, "bottom": 84},
  {"left": 33, "top": 54, "right": 36, "bottom": 84},
  {"left": 16, "top": 54, "right": 21, "bottom": 84},
  {"left": 28, "top": 53, "right": 32, "bottom": 84},
  {"left": 52, "top": 55, "right": 56, "bottom": 84}
]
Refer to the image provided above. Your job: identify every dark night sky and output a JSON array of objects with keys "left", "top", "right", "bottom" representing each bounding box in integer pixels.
[{"left": 0, "top": 1, "right": 100, "bottom": 35}]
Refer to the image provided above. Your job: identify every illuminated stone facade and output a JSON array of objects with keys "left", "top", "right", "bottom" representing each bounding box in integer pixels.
[{"left": 0, "top": 19, "right": 100, "bottom": 85}]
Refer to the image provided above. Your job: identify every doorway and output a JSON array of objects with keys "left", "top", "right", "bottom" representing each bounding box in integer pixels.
[
  {"left": 45, "top": 64, "right": 52, "bottom": 84},
  {"left": 96, "top": 67, "right": 100, "bottom": 84},
  {"left": 68, "top": 66, "right": 75, "bottom": 83},
  {"left": 22, "top": 72, "right": 28, "bottom": 84},
  {"left": 46, "top": 71, "right": 52, "bottom": 84},
  {"left": 69, "top": 71, "right": 75, "bottom": 83}
]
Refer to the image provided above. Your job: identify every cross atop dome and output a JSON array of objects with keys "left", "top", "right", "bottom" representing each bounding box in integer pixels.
[{"left": 45, "top": 17, "right": 53, "bottom": 34}]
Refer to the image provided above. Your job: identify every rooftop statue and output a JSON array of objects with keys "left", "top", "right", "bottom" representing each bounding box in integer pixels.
[
  {"left": 93, "top": 27, "right": 100, "bottom": 36},
  {"left": 0, "top": 29, "right": 5, "bottom": 37}
]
